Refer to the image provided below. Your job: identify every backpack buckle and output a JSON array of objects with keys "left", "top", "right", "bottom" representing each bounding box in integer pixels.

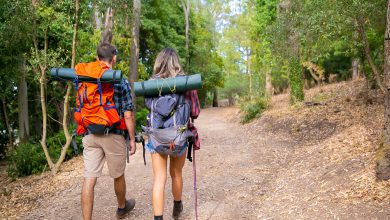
[{"left": 104, "top": 127, "right": 110, "bottom": 136}]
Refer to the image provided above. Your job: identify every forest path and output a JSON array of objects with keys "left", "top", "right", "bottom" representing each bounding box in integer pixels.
[{"left": 22, "top": 106, "right": 390, "bottom": 219}]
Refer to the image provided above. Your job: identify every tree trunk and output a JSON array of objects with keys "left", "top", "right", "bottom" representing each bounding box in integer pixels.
[
  {"left": 352, "top": 58, "right": 359, "bottom": 80},
  {"left": 377, "top": 0, "right": 390, "bottom": 180},
  {"left": 212, "top": 89, "right": 218, "bottom": 107},
  {"left": 247, "top": 48, "right": 252, "bottom": 100},
  {"left": 32, "top": 0, "right": 54, "bottom": 168},
  {"left": 129, "top": 0, "right": 141, "bottom": 108},
  {"left": 101, "top": 7, "right": 113, "bottom": 43},
  {"left": 53, "top": 0, "right": 79, "bottom": 174},
  {"left": 1, "top": 98, "right": 13, "bottom": 148},
  {"left": 358, "top": 21, "right": 386, "bottom": 93},
  {"left": 265, "top": 71, "right": 273, "bottom": 97},
  {"left": 39, "top": 67, "right": 53, "bottom": 168},
  {"left": 33, "top": 90, "right": 42, "bottom": 136},
  {"left": 308, "top": 68, "right": 320, "bottom": 84},
  {"left": 18, "top": 60, "right": 29, "bottom": 143},
  {"left": 181, "top": 0, "right": 190, "bottom": 72},
  {"left": 228, "top": 93, "right": 235, "bottom": 106},
  {"left": 39, "top": 29, "right": 52, "bottom": 168},
  {"left": 93, "top": 3, "right": 102, "bottom": 30},
  {"left": 125, "top": 4, "right": 129, "bottom": 30}
]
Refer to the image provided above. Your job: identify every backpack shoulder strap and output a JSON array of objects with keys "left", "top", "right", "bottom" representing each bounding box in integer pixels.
[{"left": 151, "top": 99, "right": 155, "bottom": 128}]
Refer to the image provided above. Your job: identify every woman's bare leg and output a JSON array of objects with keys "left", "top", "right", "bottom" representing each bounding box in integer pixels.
[
  {"left": 169, "top": 151, "right": 187, "bottom": 201},
  {"left": 151, "top": 153, "right": 168, "bottom": 216}
]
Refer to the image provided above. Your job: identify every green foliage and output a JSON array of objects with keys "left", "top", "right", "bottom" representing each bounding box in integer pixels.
[
  {"left": 7, "top": 143, "right": 47, "bottom": 178},
  {"left": 322, "top": 53, "right": 352, "bottom": 81},
  {"left": 0, "top": 130, "right": 9, "bottom": 159},
  {"left": 248, "top": 0, "right": 386, "bottom": 101},
  {"left": 140, "top": 0, "right": 186, "bottom": 75},
  {"left": 240, "top": 97, "right": 268, "bottom": 123},
  {"left": 220, "top": 73, "right": 248, "bottom": 99},
  {"left": 7, "top": 129, "right": 82, "bottom": 178},
  {"left": 135, "top": 108, "right": 149, "bottom": 132},
  {"left": 4, "top": 0, "right": 386, "bottom": 176},
  {"left": 46, "top": 128, "right": 82, "bottom": 160},
  {"left": 271, "top": 59, "right": 289, "bottom": 92}
]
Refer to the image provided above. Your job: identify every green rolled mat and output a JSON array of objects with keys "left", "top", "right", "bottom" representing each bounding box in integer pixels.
[
  {"left": 50, "top": 68, "right": 122, "bottom": 83},
  {"left": 134, "top": 74, "right": 202, "bottom": 97}
]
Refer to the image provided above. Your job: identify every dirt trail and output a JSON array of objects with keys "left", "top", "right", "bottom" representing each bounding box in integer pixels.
[
  {"left": 14, "top": 103, "right": 390, "bottom": 219},
  {"left": 23, "top": 107, "right": 259, "bottom": 220}
]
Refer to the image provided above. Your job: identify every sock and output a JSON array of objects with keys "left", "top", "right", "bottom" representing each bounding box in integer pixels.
[
  {"left": 117, "top": 201, "right": 127, "bottom": 211},
  {"left": 154, "top": 215, "right": 163, "bottom": 220},
  {"left": 174, "top": 200, "right": 182, "bottom": 205}
]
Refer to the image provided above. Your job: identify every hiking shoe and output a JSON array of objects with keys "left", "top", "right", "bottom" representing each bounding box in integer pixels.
[
  {"left": 172, "top": 201, "right": 183, "bottom": 219},
  {"left": 116, "top": 199, "right": 136, "bottom": 219}
]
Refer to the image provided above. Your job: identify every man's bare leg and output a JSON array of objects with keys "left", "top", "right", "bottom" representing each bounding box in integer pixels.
[
  {"left": 81, "top": 177, "right": 97, "bottom": 220},
  {"left": 114, "top": 174, "right": 126, "bottom": 208}
]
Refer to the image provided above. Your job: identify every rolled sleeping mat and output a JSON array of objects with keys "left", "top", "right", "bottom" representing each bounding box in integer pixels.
[
  {"left": 134, "top": 74, "right": 202, "bottom": 97},
  {"left": 50, "top": 68, "right": 122, "bottom": 83}
]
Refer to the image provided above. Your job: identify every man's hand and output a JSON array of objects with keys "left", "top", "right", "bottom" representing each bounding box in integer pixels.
[
  {"left": 129, "top": 140, "right": 136, "bottom": 155},
  {"left": 124, "top": 111, "right": 136, "bottom": 155}
]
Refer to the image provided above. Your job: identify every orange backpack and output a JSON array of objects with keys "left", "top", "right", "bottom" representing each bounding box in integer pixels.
[{"left": 73, "top": 61, "right": 126, "bottom": 135}]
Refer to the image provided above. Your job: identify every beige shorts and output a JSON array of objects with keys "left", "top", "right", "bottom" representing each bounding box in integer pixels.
[{"left": 82, "top": 134, "right": 126, "bottom": 178}]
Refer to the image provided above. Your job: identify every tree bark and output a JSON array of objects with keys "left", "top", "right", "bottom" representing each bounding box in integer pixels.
[
  {"left": 265, "top": 70, "right": 273, "bottom": 97},
  {"left": 33, "top": 90, "right": 42, "bottom": 136},
  {"left": 39, "top": 67, "right": 53, "bottom": 168},
  {"left": 358, "top": 21, "right": 386, "bottom": 93},
  {"left": 101, "top": 7, "right": 113, "bottom": 43},
  {"left": 247, "top": 48, "right": 252, "bottom": 100},
  {"left": 181, "top": 0, "right": 190, "bottom": 72},
  {"left": 228, "top": 93, "right": 235, "bottom": 106},
  {"left": 93, "top": 3, "right": 102, "bottom": 30},
  {"left": 125, "top": 4, "right": 129, "bottom": 30},
  {"left": 53, "top": 0, "right": 79, "bottom": 174},
  {"left": 212, "top": 89, "right": 218, "bottom": 107},
  {"left": 129, "top": 0, "right": 141, "bottom": 108},
  {"left": 377, "top": 0, "right": 390, "bottom": 180},
  {"left": 352, "top": 58, "right": 359, "bottom": 80},
  {"left": 32, "top": 0, "right": 54, "bottom": 168},
  {"left": 1, "top": 98, "right": 13, "bottom": 148},
  {"left": 18, "top": 60, "right": 29, "bottom": 143}
]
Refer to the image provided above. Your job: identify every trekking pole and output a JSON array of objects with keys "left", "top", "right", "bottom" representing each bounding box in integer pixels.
[{"left": 193, "top": 147, "right": 198, "bottom": 220}]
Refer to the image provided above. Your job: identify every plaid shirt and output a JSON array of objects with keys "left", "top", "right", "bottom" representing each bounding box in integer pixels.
[
  {"left": 110, "top": 78, "right": 133, "bottom": 136},
  {"left": 114, "top": 78, "right": 134, "bottom": 117}
]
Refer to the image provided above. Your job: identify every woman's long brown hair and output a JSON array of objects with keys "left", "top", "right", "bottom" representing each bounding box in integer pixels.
[{"left": 152, "top": 48, "right": 184, "bottom": 78}]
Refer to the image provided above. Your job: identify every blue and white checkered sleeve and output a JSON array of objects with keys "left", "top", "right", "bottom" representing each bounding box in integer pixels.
[{"left": 121, "top": 79, "right": 134, "bottom": 113}]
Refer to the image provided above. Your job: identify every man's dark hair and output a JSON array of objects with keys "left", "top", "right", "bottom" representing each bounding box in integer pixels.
[{"left": 97, "top": 43, "right": 118, "bottom": 62}]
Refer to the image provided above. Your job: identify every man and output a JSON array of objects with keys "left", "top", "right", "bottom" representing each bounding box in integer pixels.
[{"left": 77, "top": 43, "right": 136, "bottom": 219}]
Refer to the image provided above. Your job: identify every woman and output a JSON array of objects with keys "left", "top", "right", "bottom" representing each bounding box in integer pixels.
[{"left": 145, "top": 48, "right": 199, "bottom": 220}]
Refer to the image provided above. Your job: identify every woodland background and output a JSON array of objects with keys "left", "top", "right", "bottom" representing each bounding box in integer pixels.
[{"left": 0, "top": 0, "right": 389, "bottom": 179}]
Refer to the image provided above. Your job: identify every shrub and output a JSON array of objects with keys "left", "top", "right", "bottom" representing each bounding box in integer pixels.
[
  {"left": 7, "top": 128, "right": 83, "bottom": 178},
  {"left": 136, "top": 108, "right": 149, "bottom": 132},
  {"left": 240, "top": 97, "right": 268, "bottom": 123},
  {"left": 7, "top": 143, "right": 47, "bottom": 178}
]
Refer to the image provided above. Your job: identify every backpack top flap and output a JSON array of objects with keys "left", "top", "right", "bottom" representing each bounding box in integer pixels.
[
  {"left": 75, "top": 61, "right": 108, "bottom": 79},
  {"left": 146, "top": 94, "right": 189, "bottom": 129},
  {"left": 154, "top": 94, "right": 179, "bottom": 116}
]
